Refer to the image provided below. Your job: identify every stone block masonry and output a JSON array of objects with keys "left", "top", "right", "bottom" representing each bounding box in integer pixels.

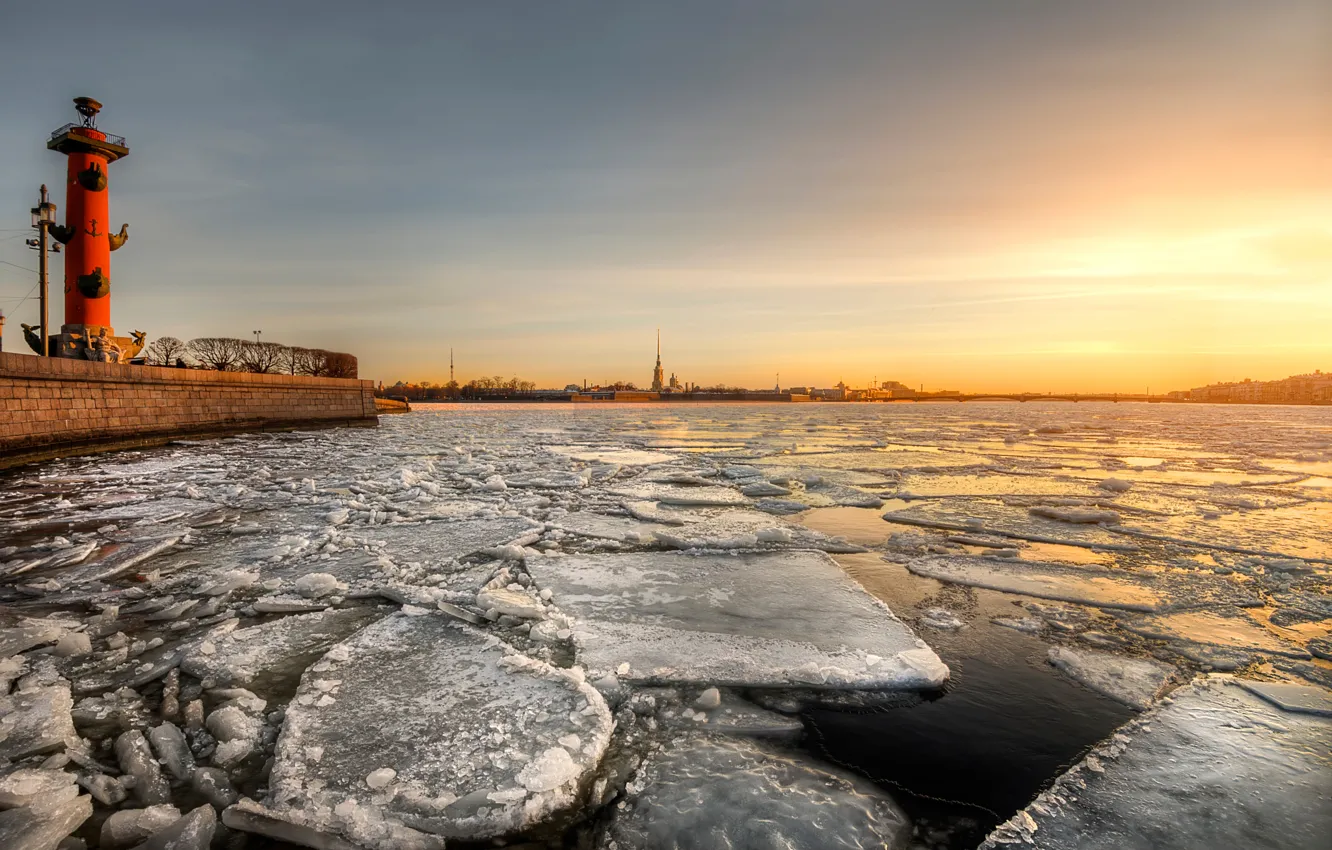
[{"left": 0, "top": 352, "right": 378, "bottom": 468}]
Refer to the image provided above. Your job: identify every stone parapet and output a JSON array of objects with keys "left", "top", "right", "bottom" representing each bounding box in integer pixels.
[{"left": 0, "top": 352, "right": 378, "bottom": 468}]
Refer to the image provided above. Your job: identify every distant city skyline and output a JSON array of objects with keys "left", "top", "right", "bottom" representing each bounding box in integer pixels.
[
  {"left": 2, "top": 1, "right": 1328, "bottom": 391},
  {"left": 383, "top": 334, "right": 1327, "bottom": 400}
]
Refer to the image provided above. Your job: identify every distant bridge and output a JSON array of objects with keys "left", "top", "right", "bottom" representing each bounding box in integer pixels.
[{"left": 891, "top": 393, "right": 1183, "bottom": 403}]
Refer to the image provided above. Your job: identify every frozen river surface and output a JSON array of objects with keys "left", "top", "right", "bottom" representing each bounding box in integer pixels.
[{"left": 1, "top": 402, "right": 1329, "bottom": 849}]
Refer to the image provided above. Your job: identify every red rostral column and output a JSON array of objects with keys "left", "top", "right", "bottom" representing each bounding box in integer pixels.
[{"left": 47, "top": 97, "right": 142, "bottom": 361}]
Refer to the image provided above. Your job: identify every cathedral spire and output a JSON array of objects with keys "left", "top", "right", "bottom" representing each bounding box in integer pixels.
[{"left": 651, "top": 328, "right": 665, "bottom": 392}]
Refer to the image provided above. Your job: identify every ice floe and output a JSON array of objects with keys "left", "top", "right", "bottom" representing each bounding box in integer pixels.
[
  {"left": 607, "top": 483, "right": 748, "bottom": 507},
  {"left": 1235, "top": 679, "right": 1332, "bottom": 717},
  {"left": 1115, "top": 608, "right": 1310, "bottom": 659},
  {"left": 907, "top": 555, "right": 1165, "bottom": 611},
  {"left": 526, "top": 550, "right": 948, "bottom": 689},
  {"left": 0, "top": 683, "right": 76, "bottom": 761},
  {"left": 180, "top": 607, "right": 383, "bottom": 689},
  {"left": 601, "top": 736, "right": 912, "bottom": 849},
  {"left": 232, "top": 612, "right": 612, "bottom": 847},
  {"left": 983, "top": 676, "right": 1332, "bottom": 850},
  {"left": 549, "top": 447, "right": 678, "bottom": 466},
  {"left": 0, "top": 793, "right": 92, "bottom": 849},
  {"left": 1046, "top": 646, "right": 1176, "bottom": 710}
]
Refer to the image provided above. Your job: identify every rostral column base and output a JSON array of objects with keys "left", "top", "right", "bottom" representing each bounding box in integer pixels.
[{"left": 55, "top": 324, "right": 145, "bottom": 363}]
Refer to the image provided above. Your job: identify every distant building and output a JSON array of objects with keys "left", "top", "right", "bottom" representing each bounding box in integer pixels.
[
  {"left": 1183, "top": 370, "right": 1331, "bottom": 404},
  {"left": 880, "top": 380, "right": 916, "bottom": 398}
]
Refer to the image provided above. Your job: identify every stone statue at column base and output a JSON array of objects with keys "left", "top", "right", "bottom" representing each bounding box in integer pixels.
[{"left": 54, "top": 324, "right": 146, "bottom": 363}]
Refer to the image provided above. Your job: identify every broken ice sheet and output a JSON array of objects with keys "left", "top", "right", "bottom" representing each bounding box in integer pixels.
[
  {"left": 644, "top": 508, "right": 868, "bottom": 553},
  {"left": 359, "top": 517, "right": 541, "bottom": 568},
  {"left": 757, "top": 447, "right": 990, "bottom": 474},
  {"left": 0, "top": 621, "right": 65, "bottom": 657},
  {"left": 1115, "top": 608, "right": 1311, "bottom": 659},
  {"left": 548, "top": 446, "right": 679, "bottom": 466},
  {"left": 1235, "top": 679, "right": 1332, "bottom": 717},
  {"left": 246, "top": 516, "right": 542, "bottom": 598},
  {"left": 907, "top": 555, "right": 1166, "bottom": 612},
  {"left": 0, "top": 683, "right": 77, "bottom": 760},
  {"left": 755, "top": 465, "right": 896, "bottom": 490},
  {"left": 50, "top": 495, "right": 223, "bottom": 527},
  {"left": 982, "top": 676, "right": 1332, "bottom": 850},
  {"left": 69, "top": 639, "right": 186, "bottom": 696},
  {"left": 241, "top": 613, "right": 612, "bottom": 848},
  {"left": 180, "top": 606, "right": 383, "bottom": 690},
  {"left": 603, "top": 736, "right": 912, "bottom": 849},
  {"left": 0, "top": 793, "right": 92, "bottom": 850},
  {"left": 882, "top": 499, "right": 1127, "bottom": 549},
  {"left": 660, "top": 690, "right": 805, "bottom": 739},
  {"left": 503, "top": 470, "right": 589, "bottom": 489},
  {"left": 526, "top": 550, "right": 948, "bottom": 689},
  {"left": 51, "top": 534, "right": 183, "bottom": 587},
  {"left": 1115, "top": 501, "right": 1332, "bottom": 564},
  {"left": 549, "top": 512, "right": 670, "bottom": 544},
  {"left": 887, "top": 470, "right": 1098, "bottom": 498},
  {"left": 607, "top": 482, "right": 748, "bottom": 507},
  {"left": 1047, "top": 646, "right": 1176, "bottom": 710}
]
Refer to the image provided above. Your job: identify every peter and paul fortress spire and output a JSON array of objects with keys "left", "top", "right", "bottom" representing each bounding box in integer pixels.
[{"left": 651, "top": 329, "right": 665, "bottom": 392}]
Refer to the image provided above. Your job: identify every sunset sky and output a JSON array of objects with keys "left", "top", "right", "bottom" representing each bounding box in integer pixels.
[{"left": 2, "top": 1, "right": 1328, "bottom": 391}]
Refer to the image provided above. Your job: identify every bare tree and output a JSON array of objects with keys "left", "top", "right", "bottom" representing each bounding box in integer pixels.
[
  {"left": 239, "top": 341, "right": 288, "bottom": 374},
  {"left": 146, "top": 336, "right": 187, "bottom": 366},
  {"left": 282, "top": 345, "right": 302, "bottom": 375},
  {"left": 292, "top": 348, "right": 326, "bottom": 377},
  {"left": 187, "top": 337, "right": 245, "bottom": 371},
  {"left": 324, "top": 351, "right": 358, "bottom": 378}
]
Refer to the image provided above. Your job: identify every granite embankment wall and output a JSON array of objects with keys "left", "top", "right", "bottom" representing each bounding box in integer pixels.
[
  {"left": 374, "top": 397, "right": 411, "bottom": 413},
  {"left": 0, "top": 352, "right": 378, "bottom": 468}
]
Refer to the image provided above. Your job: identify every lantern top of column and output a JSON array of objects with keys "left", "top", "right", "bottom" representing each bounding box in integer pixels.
[
  {"left": 49, "top": 97, "right": 128, "bottom": 161},
  {"left": 73, "top": 97, "right": 103, "bottom": 126}
]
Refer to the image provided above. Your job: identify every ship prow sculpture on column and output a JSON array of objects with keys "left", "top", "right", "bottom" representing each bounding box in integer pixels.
[{"left": 34, "top": 96, "right": 145, "bottom": 362}]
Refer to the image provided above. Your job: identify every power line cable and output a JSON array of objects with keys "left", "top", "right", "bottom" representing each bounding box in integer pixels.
[{"left": 0, "top": 280, "right": 41, "bottom": 306}]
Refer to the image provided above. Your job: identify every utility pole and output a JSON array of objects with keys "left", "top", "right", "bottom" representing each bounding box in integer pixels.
[
  {"left": 38, "top": 193, "right": 48, "bottom": 357},
  {"left": 28, "top": 185, "right": 58, "bottom": 356},
  {"left": 450, "top": 348, "right": 454, "bottom": 384}
]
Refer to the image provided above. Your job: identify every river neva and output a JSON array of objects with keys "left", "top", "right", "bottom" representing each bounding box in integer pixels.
[{"left": 2, "top": 403, "right": 1329, "bottom": 849}]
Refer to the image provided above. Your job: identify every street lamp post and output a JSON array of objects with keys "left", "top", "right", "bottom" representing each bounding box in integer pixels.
[{"left": 28, "top": 185, "right": 58, "bottom": 356}]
